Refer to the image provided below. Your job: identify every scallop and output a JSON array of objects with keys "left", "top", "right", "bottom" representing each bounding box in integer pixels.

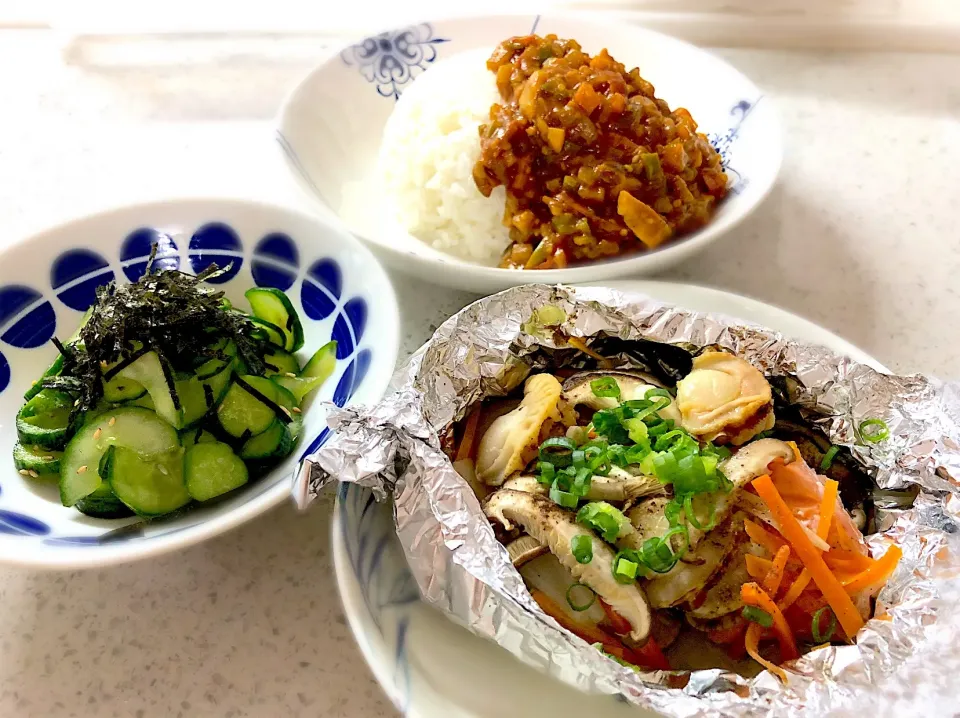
[
  {"left": 675, "top": 351, "right": 774, "bottom": 445},
  {"left": 476, "top": 374, "right": 563, "bottom": 486}
]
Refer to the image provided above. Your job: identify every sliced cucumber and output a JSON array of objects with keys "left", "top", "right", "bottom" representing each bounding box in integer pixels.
[
  {"left": 288, "top": 413, "right": 303, "bottom": 442},
  {"left": 263, "top": 348, "right": 300, "bottom": 377},
  {"left": 24, "top": 309, "right": 92, "bottom": 401},
  {"left": 246, "top": 288, "right": 304, "bottom": 352},
  {"left": 59, "top": 407, "right": 179, "bottom": 507},
  {"left": 118, "top": 351, "right": 180, "bottom": 427},
  {"left": 240, "top": 421, "right": 294, "bottom": 460},
  {"left": 269, "top": 341, "right": 337, "bottom": 405},
  {"left": 176, "top": 357, "right": 234, "bottom": 428},
  {"left": 75, "top": 480, "right": 132, "bottom": 519},
  {"left": 102, "top": 373, "right": 147, "bottom": 403},
  {"left": 106, "top": 445, "right": 190, "bottom": 517},
  {"left": 16, "top": 389, "right": 75, "bottom": 449},
  {"left": 217, "top": 375, "right": 291, "bottom": 437},
  {"left": 129, "top": 394, "right": 156, "bottom": 411},
  {"left": 302, "top": 341, "right": 338, "bottom": 381},
  {"left": 180, "top": 426, "right": 219, "bottom": 447},
  {"left": 249, "top": 317, "right": 286, "bottom": 349},
  {"left": 184, "top": 442, "right": 249, "bottom": 501},
  {"left": 13, "top": 443, "right": 62, "bottom": 476}
]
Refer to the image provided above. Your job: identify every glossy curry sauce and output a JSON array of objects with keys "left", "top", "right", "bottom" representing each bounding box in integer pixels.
[{"left": 472, "top": 35, "right": 728, "bottom": 269}]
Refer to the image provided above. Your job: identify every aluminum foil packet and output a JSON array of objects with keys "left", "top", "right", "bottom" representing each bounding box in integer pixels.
[{"left": 294, "top": 284, "right": 960, "bottom": 716}]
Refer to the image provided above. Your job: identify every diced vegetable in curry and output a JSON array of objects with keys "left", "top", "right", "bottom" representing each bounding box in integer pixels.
[{"left": 472, "top": 34, "right": 728, "bottom": 269}]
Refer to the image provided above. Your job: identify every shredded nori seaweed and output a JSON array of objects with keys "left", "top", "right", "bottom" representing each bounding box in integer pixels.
[{"left": 41, "top": 245, "right": 269, "bottom": 416}]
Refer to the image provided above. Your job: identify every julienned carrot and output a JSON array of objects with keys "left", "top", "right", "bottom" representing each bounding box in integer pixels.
[
  {"left": 454, "top": 406, "right": 482, "bottom": 462},
  {"left": 599, "top": 598, "right": 633, "bottom": 636},
  {"left": 763, "top": 545, "right": 791, "bottom": 598},
  {"left": 745, "top": 623, "right": 788, "bottom": 684},
  {"left": 817, "top": 479, "right": 839, "bottom": 540},
  {"left": 778, "top": 570, "right": 812, "bottom": 610},
  {"left": 824, "top": 549, "right": 874, "bottom": 573},
  {"left": 745, "top": 554, "right": 773, "bottom": 581},
  {"left": 744, "top": 518, "right": 786, "bottom": 555},
  {"left": 752, "top": 475, "right": 865, "bottom": 639},
  {"left": 631, "top": 635, "right": 671, "bottom": 672},
  {"left": 842, "top": 545, "right": 903, "bottom": 594},
  {"left": 741, "top": 582, "right": 799, "bottom": 660}
]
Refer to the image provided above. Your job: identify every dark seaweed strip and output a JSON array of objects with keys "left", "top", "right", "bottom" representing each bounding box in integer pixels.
[
  {"left": 233, "top": 375, "right": 292, "bottom": 425},
  {"left": 156, "top": 351, "right": 181, "bottom": 411},
  {"left": 202, "top": 383, "right": 215, "bottom": 411},
  {"left": 102, "top": 346, "right": 150, "bottom": 380}
]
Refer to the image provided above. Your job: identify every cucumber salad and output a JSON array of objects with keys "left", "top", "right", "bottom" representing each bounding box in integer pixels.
[{"left": 13, "top": 254, "right": 336, "bottom": 519}]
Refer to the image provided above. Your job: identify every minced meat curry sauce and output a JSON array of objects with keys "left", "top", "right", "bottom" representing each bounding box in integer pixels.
[{"left": 472, "top": 34, "right": 729, "bottom": 269}]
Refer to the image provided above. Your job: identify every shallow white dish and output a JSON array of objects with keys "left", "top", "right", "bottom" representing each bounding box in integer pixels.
[
  {"left": 0, "top": 198, "right": 399, "bottom": 569},
  {"left": 276, "top": 14, "right": 781, "bottom": 294},
  {"left": 332, "top": 279, "right": 882, "bottom": 717}
]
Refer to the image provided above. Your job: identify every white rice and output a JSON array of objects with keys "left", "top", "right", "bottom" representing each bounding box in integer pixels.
[{"left": 376, "top": 48, "right": 510, "bottom": 264}]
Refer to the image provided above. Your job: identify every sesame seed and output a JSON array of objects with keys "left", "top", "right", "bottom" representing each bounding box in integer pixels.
[
  {"left": 158, "top": 464, "right": 169, "bottom": 475},
  {"left": 281, "top": 407, "right": 291, "bottom": 416},
  {"left": 285, "top": 372, "right": 297, "bottom": 378},
  {"left": 292, "top": 407, "right": 302, "bottom": 414},
  {"left": 93, "top": 428, "right": 102, "bottom": 440},
  {"left": 77, "top": 465, "right": 88, "bottom": 474},
  {"left": 18, "top": 469, "right": 30, "bottom": 476},
  {"left": 28, "top": 470, "right": 39, "bottom": 478},
  {"left": 42, "top": 455, "right": 54, "bottom": 460},
  {"left": 74, "top": 399, "right": 80, "bottom": 407},
  {"left": 108, "top": 417, "right": 116, "bottom": 426}
]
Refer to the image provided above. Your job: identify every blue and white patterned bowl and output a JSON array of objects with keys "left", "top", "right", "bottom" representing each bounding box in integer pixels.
[
  {"left": 276, "top": 13, "right": 782, "bottom": 294},
  {"left": 0, "top": 198, "right": 399, "bottom": 568}
]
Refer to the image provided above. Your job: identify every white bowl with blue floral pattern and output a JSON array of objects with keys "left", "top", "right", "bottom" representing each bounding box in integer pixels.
[
  {"left": 276, "top": 13, "right": 782, "bottom": 294},
  {"left": 0, "top": 198, "right": 399, "bottom": 568}
]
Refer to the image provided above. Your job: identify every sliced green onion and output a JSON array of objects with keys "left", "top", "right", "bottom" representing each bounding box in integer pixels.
[
  {"left": 576, "top": 501, "right": 626, "bottom": 542},
  {"left": 571, "top": 535, "right": 593, "bottom": 564},
  {"left": 641, "top": 536, "right": 680, "bottom": 574},
  {"left": 613, "top": 554, "right": 639, "bottom": 583},
  {"left": 820, "top": 445, "right": 840, "bottom": 471},
  {"left": 624, "top": 444, "right": 649, "bottom": 466},
  {"left": 565, "top": 582, "right": 596, "bottom": 611},
  {"left": 590, "top": 377, "right": 621, "bottom": 399},
  {"left": 644, "top": 387, "right": 672, "bottom": 401},
  {"left": 540, "top": 436, "right": 576, "bottom": 466},
  {"left": 592, "top": 409, "right": 630, "bottom": 444},
  {"left": 550, "top": 483, "right": 579, "bottom": 508},
  {"left": 572, "top": 449, "right": 586, "bottom": 469},
  {"left": 811, "top": 607, "right": 837, "bottom": 643},
  {"left": 859, "top": 418, "right": 889, "bottom": 443},
  {"left": 647, "top": 420, "right": 672, "bottom": 437},
  {"left": 683, "top": 493, "right": 717, "bottom": 531},
  {"left": 537, "top": 461, "right": 556, "bottom": 485},
  {"left": 572, "top": 467, "right": 592, "bottom": 496},
  {"left": 607, "top": 444, "right": 627, "bottom": 466},
  {"left": 742, "top": 606, "right": 773, "bottom": 628},
  {"left": 623, "top": 417, "right": 650, "bottom": 448}
]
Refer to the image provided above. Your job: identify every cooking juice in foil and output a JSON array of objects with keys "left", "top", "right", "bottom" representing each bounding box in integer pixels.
[{"left": 295, "top": 284, "right": 960, "bottom": 715}]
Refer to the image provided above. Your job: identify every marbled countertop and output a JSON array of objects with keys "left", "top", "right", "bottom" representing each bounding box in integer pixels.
[{"left": 0, "top": 28, "right": 957, "bottom": 718}]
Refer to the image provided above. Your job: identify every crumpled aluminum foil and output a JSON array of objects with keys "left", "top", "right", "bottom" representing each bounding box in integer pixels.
[{"left": 294, "top": 284, "right": 960, "bottom": 716}]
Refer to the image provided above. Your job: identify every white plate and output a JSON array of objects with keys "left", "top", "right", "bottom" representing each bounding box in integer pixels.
[
  {"left": 276, "top": 14, "right": 782, "bottom": 294},
  {"left": 332, "top": 280, "right": 883, "bottom": 717},
  {"left": 0, "top": 198, "right": 399, "bottom": 569}
]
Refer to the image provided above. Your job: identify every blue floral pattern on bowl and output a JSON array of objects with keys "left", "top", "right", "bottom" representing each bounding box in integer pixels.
[
  {"left": 341, "top": 23, "right": 450, "bottom": 100},
  {"left": 0, "top": 221, "right": 373, "bottom": 546}
]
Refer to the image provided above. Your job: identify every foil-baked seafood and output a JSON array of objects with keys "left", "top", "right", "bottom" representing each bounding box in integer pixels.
[{"left": 295, "top": 284, "right": 960, "bottom": 716}]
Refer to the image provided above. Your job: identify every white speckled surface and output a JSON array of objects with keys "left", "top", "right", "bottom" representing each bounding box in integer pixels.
[{"left": 0, "top": 28, "right": 958, "bottom": 718}]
